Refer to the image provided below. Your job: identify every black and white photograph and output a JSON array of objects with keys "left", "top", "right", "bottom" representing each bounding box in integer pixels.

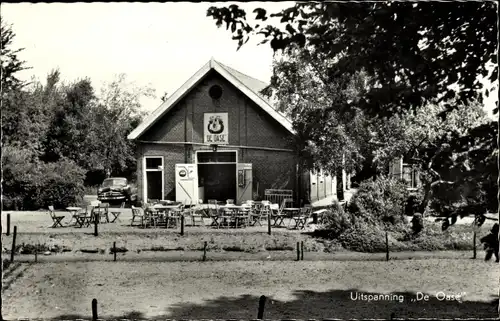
[{"left": 1, "top": 1, "right": 499, "bottom": 319}]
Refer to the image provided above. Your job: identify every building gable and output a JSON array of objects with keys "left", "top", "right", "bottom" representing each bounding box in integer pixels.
[{"left": 128, "top": 58, "right": 294, "bottom": 141}]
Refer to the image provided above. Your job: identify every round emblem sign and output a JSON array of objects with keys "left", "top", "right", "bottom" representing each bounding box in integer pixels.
[{"left": 179, "top": 170, "right": 187, "bottom": 177}]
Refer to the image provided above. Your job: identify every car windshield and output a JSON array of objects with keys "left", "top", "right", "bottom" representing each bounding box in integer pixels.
[{"left": 102, "top": 178, "right": 127, "bottom": 187}]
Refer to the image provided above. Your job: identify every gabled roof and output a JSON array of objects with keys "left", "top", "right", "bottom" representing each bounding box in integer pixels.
[{"left": 127, "top": 58, "right": 294, "bottom": 140}]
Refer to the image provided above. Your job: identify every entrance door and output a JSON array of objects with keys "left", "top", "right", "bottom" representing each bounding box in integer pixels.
[
  {"left": 198, "top": 164, "right": 236, "bottom": 202},
  {"left": 196, "top": 150, "right": 238, "bottom": 203},
  {"left": 143, "top": 156, "right": 164, "bottom": 202},
  {"left": 147, "top": 172, "right": 162, "bottom": 201},
  {"left": 175, "top": 164, "right": 199, "bottom": 204}
]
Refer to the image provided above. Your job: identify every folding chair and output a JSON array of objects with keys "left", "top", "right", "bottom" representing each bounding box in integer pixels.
[
  {"left": 291, "top": 205, "right": 313, "bottom": 229},
  {"left": 48, "top": 205, "right": 65, "bottom": 228},
  {"left": 248, "top": 202, "right": 268, "bottom": 226},
  {"left": 270, "top": 199, "right": 289, "bottom": 227},
  {"left": 207, "top": 200, "right": 220, "bottom": 227},
  {"left": 75, "top": 205, "right": 93, "bottom": 227},
  {"left": 109, "top": 202, "right": 124, "bottom": 223}
]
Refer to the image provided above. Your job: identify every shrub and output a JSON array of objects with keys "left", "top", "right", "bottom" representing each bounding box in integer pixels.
[
  {"left": 320, "top": 200, "right": 353, "bottom": 237},
  {"left": 338, "top": 221, "right": 388, "bottom": 252},
  {"left": 2, "top": 146, "right": 86, "bottom": 210},
  {"left": 2, "top": 145, "right": 41, "bottom": 210},
  {"left": 347, "top": 176, "right": 409, "bottom": 226},
  {"left": 34, "top": 159, "right": 86, "bottom": 209}
]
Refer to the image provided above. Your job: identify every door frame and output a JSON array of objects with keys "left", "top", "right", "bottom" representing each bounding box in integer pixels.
[
  {"left": 143, "top": 156, "right": 164, "bottom": 202},
  {"left": 195, "top": 150, "right": 238, "bottom": 201}
]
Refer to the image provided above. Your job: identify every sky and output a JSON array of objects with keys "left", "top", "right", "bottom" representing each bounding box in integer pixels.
[{"left": 2, "top": 2, "right": 498, "bottom": 118}]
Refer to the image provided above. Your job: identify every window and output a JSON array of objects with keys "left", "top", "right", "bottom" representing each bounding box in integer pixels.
[
  {"left": 402, "top": 164, "right": 419, "bottom": 189},
  {"left": 197, "top": 151, "right": 236, "bottom": 163},
  {"left": 102, "top": 178, "right": 127, "bottom": 187},
  {"left": 146, "top": 157, "right": 162, "bottom": 170},
  {"left": 209, "top": 85, "right": 223, "bottom": 99}
]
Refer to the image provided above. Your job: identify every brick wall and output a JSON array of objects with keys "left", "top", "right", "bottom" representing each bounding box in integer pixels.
[{"left": 135, "top": 70, "right": 322, "bottom": 203}]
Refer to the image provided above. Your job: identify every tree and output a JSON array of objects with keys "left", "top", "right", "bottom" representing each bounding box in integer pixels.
[
  {"left": 0, "top": 19, "right": 30, "bottom": 91},
  {"left": 1, "top": 19, "right": 35, "bottom": 151},
  {"left": 207, "top": 2, "right": 498, "bottom": 117},
  {"left": 90, "top": 74, "right": 155, "bottom": 178},
  {"left": 370, "top": 98, "right": 496, "bottom": 227},
  {"left": 263, "top": 45, "right": 373, "bottom": 176},
  {"left": 207, "top": 2, "right": 498, "bottom": 230},
  {"left": 42, "top": 73, "right": 97, "bottom": 166}
]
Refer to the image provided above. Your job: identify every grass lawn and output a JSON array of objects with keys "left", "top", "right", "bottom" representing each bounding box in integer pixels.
[{"left": 2, "top": 259, "right": 498, "bottom": 319}]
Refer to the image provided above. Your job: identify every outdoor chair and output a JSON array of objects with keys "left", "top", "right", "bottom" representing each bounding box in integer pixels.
[
  {"left": 235, "top": 208, "right": 250, "bottom": 228},
  {"left": 184, "top": 200, "right": 205, "bottom": 227},
  {"left": 75, "top": 205, "right": 93, "bottom": 227},
  {"left": 249, "top": 202, "right": 269, "bottom": 226},
  {"left": 109, "top": 202, "right": 125, "bottom": 223},
  {"left": 217, "top": 205, "right": 236, "bottom": 228},
  {"left": 148, "top": 209, "right": 161, "bottom": 228},
  {"left": 167, "top": 204, "right": 184, "bottom": 228},
  {"left": 48, "top": 205, "right": 65, "bottom": 228},
  {"left": 94, "top": 203, "right": 110, "bottom": 223},
  {"left": 207, "top": 200, "right": 220, "bottom": 227},
  {"left": 291, "top": 205, "right": 313, "bottom": 229},
  {"left": 131, "top": 206, "right": 146, "bottom": 227},
  {"left": 271, "top": 198, "right": 290, "bottom": 227}
]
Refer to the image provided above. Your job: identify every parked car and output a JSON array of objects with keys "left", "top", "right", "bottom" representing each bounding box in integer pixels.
[{"left": 97, "top": 177, "right": 137, "bottom": 205}]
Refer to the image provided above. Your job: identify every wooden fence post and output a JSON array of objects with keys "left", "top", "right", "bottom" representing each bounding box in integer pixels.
[
  {"left": 180, "top": 215, "right": 184, "bottom": 236},
  {"left": 473, "top": 231, "right": 477, "bottom": 259},
  {"left": 301, "top": 241, "right": 304, "bottom": 261},
  {"left": 91, "top": 298, "right": 98, "bottom": 320},
  {"left": 113, "top": 242, "right": 117, "bottom": 262},
  {"left": 10, "top": 226, "right": 17, "bottom": 262},
  {"left": 94, "top": 216, "right": 98, "bottom": 237},
  {"left": 6, "top": 213, "right": 10, "bottom": 236},
  {"left": 385, "top": 231, "right": 389, "bottom": 261},
  {"left": 296, "top": 242, "right": 300, "bottom": 261},
  {"left": 203, "top": 241, "right": 207, "bottom": 261},
  {"left": 267, "top": 214, "right": 271, "bottom": 235},
  {"left": 257, "top": 295, "right": 266, "bottom": 319}
]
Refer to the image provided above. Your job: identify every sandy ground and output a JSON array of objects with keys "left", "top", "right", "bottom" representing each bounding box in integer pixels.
[{"left": 2, "top": 259, "right": 498, "bottom": 319}]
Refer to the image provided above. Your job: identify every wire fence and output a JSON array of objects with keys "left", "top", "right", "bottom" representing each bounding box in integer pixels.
[{"left": 3, "top": 217, "right": 488, "bottom": 265}]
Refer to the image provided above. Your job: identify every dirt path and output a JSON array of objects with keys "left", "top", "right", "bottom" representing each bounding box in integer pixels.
[{"left": 2, "top": 259, "right": 497, "bottom": 319}]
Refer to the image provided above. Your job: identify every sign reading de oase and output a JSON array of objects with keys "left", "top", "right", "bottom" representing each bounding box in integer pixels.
[{"left": 204, "top": 113, "right": 228, "bottom": 144}]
